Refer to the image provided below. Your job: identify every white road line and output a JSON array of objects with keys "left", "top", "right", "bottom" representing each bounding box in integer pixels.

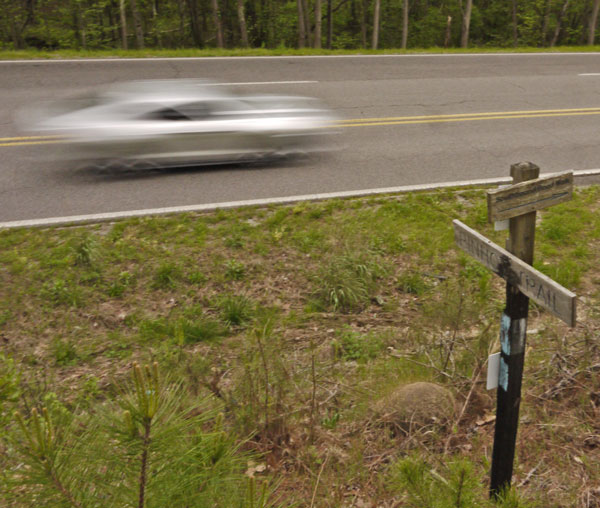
[
  {"left": 579, "top": 73, "right": 600, "bottom": 76},
  {"left": 207, "top": 80, "right": 318, "bottom": 86},
  {"left": 2, "top": 52, "right": 600, "bottom": 64},
  {"left": 2, "top": 169, "right": 599, "bottom": 230}
]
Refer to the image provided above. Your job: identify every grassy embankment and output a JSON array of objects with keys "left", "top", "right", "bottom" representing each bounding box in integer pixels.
[
  {"left": 1, "top": 185, "right": 600, "bottom": 506},
  {"left": 2, "top": 45, "right": 600, "bottom": 59}
]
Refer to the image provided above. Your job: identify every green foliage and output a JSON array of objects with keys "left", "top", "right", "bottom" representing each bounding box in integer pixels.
[
  {"left": 388, "top": 455, "right": 533, "bottom": 508},
  {"left": 7, "top": 363, "right": 261, "bottom": 507}
]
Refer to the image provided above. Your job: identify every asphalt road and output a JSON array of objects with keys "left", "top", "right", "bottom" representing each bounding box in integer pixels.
[{"left": 2, "top": 53, "right": 600, "bottom": 224}]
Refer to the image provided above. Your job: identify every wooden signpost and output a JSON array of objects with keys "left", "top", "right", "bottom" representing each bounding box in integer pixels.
[{"left": 453, "top": 162, "right": 576, "bottom": 498}]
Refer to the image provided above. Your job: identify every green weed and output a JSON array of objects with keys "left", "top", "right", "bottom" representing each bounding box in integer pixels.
[
  {"left": 321, "top": 410, "right": 341, "bottom": 430},
  {"left": 336, "top": 328, "right": 386, "bottom": 361},
  {"left": 40, "top": 279, "right": 81, "bottom": 307},
  {"left": 225, "top": 259, "right": 246, "bottom": 280},
  {"left": 187, "top": 270, "right": 208, "bottom": 285},
  {"left": 72, "top": 234, "right": 100, "bottom": 267}
]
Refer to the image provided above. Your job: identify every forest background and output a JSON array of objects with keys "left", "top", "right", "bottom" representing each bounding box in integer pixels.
[{"left": 3, "top": 0, "right": 600, "bottom": 54}]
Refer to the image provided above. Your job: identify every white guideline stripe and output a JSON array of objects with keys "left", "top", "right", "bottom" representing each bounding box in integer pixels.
[
  {"left": 3, "top": 52, "right": 600, "bottom": 64},
  {"left": 207, "top": 80, "right": 318, "bottom": 86},
  {"left": 579, "top": 73, "right": 600, "bottom": 76},
  {"left": 2, "top": 169, "right": 599, "bottom": 230}
]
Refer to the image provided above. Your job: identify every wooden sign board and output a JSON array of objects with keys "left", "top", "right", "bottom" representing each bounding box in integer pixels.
[
  {"left": 487, "top": 172, "right": 573, "bottom": 222},
  {"left": 453, "top": 220, "right": 576, "bottom": 327}
]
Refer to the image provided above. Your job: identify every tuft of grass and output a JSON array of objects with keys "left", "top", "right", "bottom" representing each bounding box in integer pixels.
[
  {"left": 107, "top": 271, "right": 134, "bottom": 297},
  {"left": 0, "top": 354, "right": 21, "bottom": 424},
  {"left": 312, "top": 251, "right": 384, "bottom": 312},
  {"left": 177, "top": 318, "right": 228, "bottom": 344},
  {"left": 152, "top": 262, "right": 182, "bottom": 289},
  {"left": 72, "top": 234, "right": 100, "bottom": 267},
  {"left": 51, "top": 338, "right": 79, "bottom": 366},
  {"left": 397, "top": 272, "right": 429, "bottom": 295},
  {"left": 219, "top": 295, "right": 254, "bottom": 326}
]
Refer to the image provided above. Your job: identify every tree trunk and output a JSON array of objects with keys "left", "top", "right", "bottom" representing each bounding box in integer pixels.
[
  {"left": 119, "top": 0, "right": 128, "bottom": 49},
  {"left": 460, "top": 0, "right": 473, "bottom": 48},
  {"left": 177, "top": 0, "right": 185, "bottom": 45},
  {"left": 401, "top": 0, "right": 408, "bottom": 49},
  {"left": 360, "top": 0, "right": 367, "bottom": 47},
  {"left": 211, "top": 0, "right": 224, "bottom": 47},
  {"left": 326, "top": 0, "right": 332, "bottom": 48},
  {"left": 129, "top": 0, "right": 144, "bottom": 49},
  {"left": 314, "top": 0, "right": 322, "bottom": 47},
  {"left": 78, "top": 3, "right": 87, "bottom": 49},
  {"left": 541, "top": 0, "right": 551, "bottom": 45},
  {"left": 588, "top": 0, "right": 600, "bottom": 45},
  {"left": 236, "top": 0, "right": 249, "bottom": 47},
  {"left": 371, "top": 0, "right": 380, "bottom": 49},
  {"left": 302, "top": 0, "right": 311, "bottom": 46},
  {"left": 550, "top": 0, "right": 571, "bottom": 47},
  {"left": 297, "top": 0, "right": 306, "bottom": 47},
  {"left": 11, "top": 19, "right": 23, "bottom": 49},
  {"left": 444, "top": 15, "right": 452, "bottom": 47},
  {"left": 152, "top": 0, "right": 161, "bottom": 47},
  {"left": 186, "top": 0, "right": 203, "bottom": 47},
  {"left": 511, "top": 0, "right": 518, "bottom": 47}
]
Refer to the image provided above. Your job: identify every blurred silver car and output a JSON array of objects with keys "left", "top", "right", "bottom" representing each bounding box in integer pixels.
[{"left": 30, "top": 79, "right": 336, "bottom": 169}]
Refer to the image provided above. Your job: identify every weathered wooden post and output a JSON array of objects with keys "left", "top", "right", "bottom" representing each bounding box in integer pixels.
[
  {"left": 452, "top": 163, "right": 576, "bottom": 498},
  {"left": 489, "top": 162, "right": 539, "bottom": 497}
]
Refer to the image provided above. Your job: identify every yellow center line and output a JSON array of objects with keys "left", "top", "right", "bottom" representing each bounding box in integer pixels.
[
  {"left": 0, "top": 135, "right": 65, "bottom": 142},
  {"left": 339, "top": 110, "right": 600, "bottom": 127},
  {"left": 2, "top": 107, "right": 600, "bottom": 146},
  {"left": 0, "top": 140, "right": 68, "bottom": 147},
  {"left": 337, "top": 106, "right": 600, "bottom": 124}
]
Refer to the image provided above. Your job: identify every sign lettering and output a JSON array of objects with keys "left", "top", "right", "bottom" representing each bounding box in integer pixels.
[{"left": 453, "top": 220, "right": 576, "bottom": 327}]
